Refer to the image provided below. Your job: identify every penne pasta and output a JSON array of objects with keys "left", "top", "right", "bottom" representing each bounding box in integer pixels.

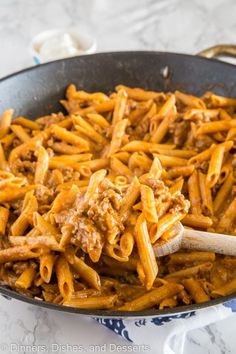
[
  {"left": 206, "top": 142, "right": 233, "bottom": 187},
  {"left": 168, "top": 251, "right": 215, "bottom": 264},
  {"left": 175, "top": 91, "right": 206, "bottom": 109},
  {"left": 55, "top": 256, "right": 74, "bottom": 301},
  {"left": 0, "top": 246, "right": 43, "bottom": 263},
  {"left": 68, "top": 255, "right": 101, "bottom": 290},
  {"left": 0, "top": 142, "right": 7, "bottom": 170},
  {"left": 119, "top": 176, "right": 140, "bottom": 220},
  {"left": 51, "top": 124, "right": 89, "bottom": 149},
  {"left": 120, "top": 231, "right": 134, "bottom": 257},
  {"left": 150, "top": 212, "right": 184, "bottom": 243},
  {"left": 33, "top": 212, "right": 60, "bottom": 239},
  {"left": 87, "top": 113, "right": 110, "bottom": 128},
  {"left": 209, "top": 94, "right": 236, "bottom": 107},
  {"left": 104, "top": 243, "right": 128, "bottom": 262},
  {"left": 112, "top": 89, "right": 127, "bottom": 126},
  {"left": 116, "top": 84, "right": 161, "bottom": 101},
  {"left": 188, "top": 171, "right": 201, "bottom": 215},
  {"left": 188, "top": 144, "right": 216, "bottom": 165},
  {"left": 154, "top": 149, "right": 196, "bottom": 158},
  {"left": 34, "top": 146, "right": 49, "bottom": 184},
  {"left": 10, "top": 125, "right": 31, "bottom": 143},
  {"left": 182, "top": 278, "right": 210, "bottom": 303},
  {"left": 154, "top": 154, "right": 188, "bottom": 167},
  {"left": 141, "top": 184, "right": 158, "bottom": 223},
  {"left": 40, "top": 254, "right": 55, "bottom": 283},
  {"left": 0, "top": 185, "right": 36, "bottom": 203},
  {"left": 0, "top": 206, "right": 9, "bottom": 235},
  {"left": 13, "top": 116, "right": 40, "bottom": 130},
  {"left": 134, "top": 214, "right": 158, "bottom": 290},
  {"left": 159, "top": 297, "right": 177, "bottom": 309},
  {"left": 110, "top": 157, "right": 132, "bottom": 177},
  {"left": 83, "top": 169, "right": 107, "bottom": 207},
  {"left": 182, "top": 214, "right": 213, "bottom": 229},
  {"left": 198, "top": 172, "right": 213, "bottom": 216},
  {"left": 213, "top": 173, "right": 234, "bottom": 214},
  {"left": 211, "top": 278, "right": 236, "bottom": 297},
  {"left": 108, "top": 119, "right": 128, "bottom": 156},
  {"left": 64, "top": 295, "right": 117, "bottom": 309},
  {"left": 150, "top": 95, "right": 176, "bottom": 143},
  {"left": 217, "top": 197, "right": 236, "bottom": 232},
  {"left": 165, "top": 262, "right": 213, "bottom": 279},
  {"left": 15, "top": 268, "right": 37, "bottom": 289},
  {"left": 9, "top": 235, "right": 61, "bottom": 251},
  {"left": 0, "top": 109, "right": 14, "bottom": 138},
  {"left": 121, "top": 140, "right": 175, "bottom": 153},
  {"left": 118, "top": 283, "right": 183, "bottom": 311},
  {"left": 169, "top": 178, "right": 184, "bottom": 194},
  {"left": 51, "top": 142, "right": 88, "bottom": 154},
  {"left": 73, "top": 115, "right": 107, "bottom": 144},
  {"left": 218, "top": 156, "right": 232, "bottom": 184},
  {"left": 196, "top": 120, "right": 233, "bottom": 136},
  {"left": 1, "top": 85, "right": 236, "bottom": 311}
]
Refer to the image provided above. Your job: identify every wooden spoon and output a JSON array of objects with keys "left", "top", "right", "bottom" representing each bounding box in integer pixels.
[{"left": 153, "top": 222, "right": 236, "bottom": 257}]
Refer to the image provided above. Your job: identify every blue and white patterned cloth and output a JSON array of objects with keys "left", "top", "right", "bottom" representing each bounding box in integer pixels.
[{"left": 96, "top": 300, "right": 236, "bottom": 354}]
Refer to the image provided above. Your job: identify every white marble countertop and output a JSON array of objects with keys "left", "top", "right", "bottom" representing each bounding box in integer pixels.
[{"left": 1, "top": 0, "right": 236, "bottom": 353}]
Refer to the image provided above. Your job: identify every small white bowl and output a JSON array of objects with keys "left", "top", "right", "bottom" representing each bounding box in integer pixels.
[{"left": 30, "top": 28, "right": 96, "bottom": 64}]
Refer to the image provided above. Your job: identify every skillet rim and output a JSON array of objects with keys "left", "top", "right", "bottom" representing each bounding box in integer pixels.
[
  {"left": 0, "top": 50, "right": 236, "bottom": 84},
  {"left": 0, "top": 50, "right": 236, "bottom": 317},
  {"left": 0, "top": 285, "right": 235, "bottom": 318}
]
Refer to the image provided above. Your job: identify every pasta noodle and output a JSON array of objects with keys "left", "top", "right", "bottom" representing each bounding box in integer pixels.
[{"left": 0, "top": 84, "right": 236, "bottom": 311}]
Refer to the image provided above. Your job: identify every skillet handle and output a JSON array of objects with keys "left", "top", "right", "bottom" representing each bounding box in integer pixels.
[{"left": 198, "top": 45, "right": 236, "bottom": 59}]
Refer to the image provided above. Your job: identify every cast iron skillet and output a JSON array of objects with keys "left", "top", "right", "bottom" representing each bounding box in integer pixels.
[{"left": 0, "top": 46, "right": 236, "bottom": 318}]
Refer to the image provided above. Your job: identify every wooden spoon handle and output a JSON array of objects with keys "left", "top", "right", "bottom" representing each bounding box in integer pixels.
[{"left": 182, "top": 228, "right": 236, "bottom": 256}]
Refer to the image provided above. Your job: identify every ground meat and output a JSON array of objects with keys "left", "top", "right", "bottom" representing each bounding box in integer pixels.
[
  {"left": 11, "top": 199, "right": 24, "bottom": 214},
  {"left": 232, "top": 154, "right": 236, "bottom": 168},
  {"left": 171, "top": 120, "right": 190, "bottom": 147},
  {"left": 46, "top": 148, "right": 54, "bottom": 159},
  {"left": 149, "top": 179, "right": 170, "bottom": 199},
  {"left": 36, "top": 112, "right": 66, "bottom": 128},
  {"left": 0, "top": 269, "right": 17, "bottom": 287},
  {"left": 134, "top": 119, "right": 150, "bottom": 137},
  {"left": 10, "top": 148, "right": 38, "bottom": 178},
  {"left": 194, "top": 135, "right": 214, "bottom": 152},
  {"left": 14, "top": 160, "right": 36, "bottom": 175},
  {"left": 61, "top": 167, "right": 81, "bottom": 182},
  {"left": 35, "top": 185, "right": 55, "bottom": 205},
  {"left": 231, "top": 185, "right": 236, "bottom": 197},
  {"left": 53, "top": 210, "right": 67, "bottom": 225},
  {"left": 85, "top": 180, "right": 124, "bottom": 234},
  {"left": 13, "top": 261, "right": 38, "bottom": 275},
  {"left": 197, "top": 161, "right": 209, "bottom": 173},
  {"left": 70, "top": 216, "right": 103, "bottom": 253},
  {"left": 98, "top": 179, "right": 123, "bottom": 206},
  {"left": 125, "top": 99, "right": 137, "bottom": 116},
  {"left": 24, "top": 149, "right": 36, "bottom": 161},
  {"left": 144, "top": 177, "right": 189, "bottom": 215},
  {"left": 12, "top": 138, "right": 21, "bottom": 148},
  {"left": 54, "top": 178, "right": 124, "bottom": 260},
  {"left": 46, "top": 169, "right": 64, "bottom": 188},
  {"left": 88, "top": 196, "right": 122, "bottom": 233},
  {"left": 169, "top": 193, "right": 190, "bottom": 214},
  {"left": 46, "top": 138, "right": 54, "bottom": 147},
  {"left": 61, "top": 99, "right": 84, "bottom": 114}
]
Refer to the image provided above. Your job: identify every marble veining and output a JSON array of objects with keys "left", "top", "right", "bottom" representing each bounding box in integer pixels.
[{"left": 0, "top": 0, "right": 236, "bottom": 353}]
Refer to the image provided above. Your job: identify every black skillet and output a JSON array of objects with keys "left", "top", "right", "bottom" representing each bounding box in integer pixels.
[{"left": 0, "top": 45, "right": 236, "bottom": 318}]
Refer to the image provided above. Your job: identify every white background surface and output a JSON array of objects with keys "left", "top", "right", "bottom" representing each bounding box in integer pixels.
[{"left": 0, "top": 0, "right": 236, "bottom": 353}]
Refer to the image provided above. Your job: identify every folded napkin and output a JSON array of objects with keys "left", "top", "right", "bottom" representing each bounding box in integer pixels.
[{"left": 96, "top": 300, "right": 236, "bottom": 354}]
